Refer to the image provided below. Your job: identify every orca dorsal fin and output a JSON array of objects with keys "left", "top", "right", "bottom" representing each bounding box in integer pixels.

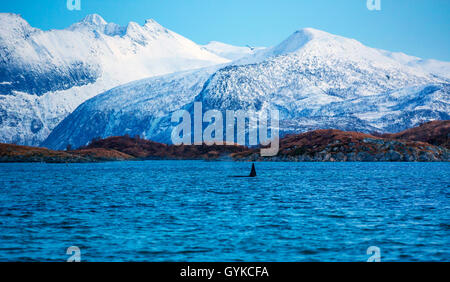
[{"left": 249, "top": 163, "right": 256, "bottom": 177}]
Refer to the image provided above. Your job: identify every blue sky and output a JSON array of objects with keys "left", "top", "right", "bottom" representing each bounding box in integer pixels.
[{"left": 1, "top": 0, "right": 449, "bottom": 60}]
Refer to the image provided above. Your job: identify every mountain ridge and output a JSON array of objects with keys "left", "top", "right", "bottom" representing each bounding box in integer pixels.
[
  {"left": 0, "top": 13, "right": 234, "bottom": 146},
  {"left": 42, "top": 23, "right": 450, "bottom": 149},
  {"left": 2, "top": 13, "right": 450, "bottom": 148}
]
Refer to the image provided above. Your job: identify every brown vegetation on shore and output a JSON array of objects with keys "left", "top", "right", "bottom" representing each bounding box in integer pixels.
[{"left": 1, "top": 121, "right": 448, "bottom": 162}]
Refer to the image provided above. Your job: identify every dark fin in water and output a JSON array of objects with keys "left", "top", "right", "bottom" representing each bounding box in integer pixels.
[
  {"left": 230, "top": 163, "right": 257, "bottom": 178},
  {"left": 249, "top": 163, "right": 256, "bottom": 177}
]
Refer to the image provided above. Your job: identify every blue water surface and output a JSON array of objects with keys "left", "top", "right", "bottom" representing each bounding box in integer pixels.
[{"left": 0, "top": 161, "right": 448, "bottom": 261}]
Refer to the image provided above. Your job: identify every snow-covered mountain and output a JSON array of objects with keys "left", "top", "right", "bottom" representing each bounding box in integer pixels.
[
  {"left": 42, "top": 67, "right": 219, "bottom": 150},
  {"left": 0, "top": 13, "right": 230, "bottom": 145},
  {"left": 43, "top": 27, "right": 450, "bottom": 150}
]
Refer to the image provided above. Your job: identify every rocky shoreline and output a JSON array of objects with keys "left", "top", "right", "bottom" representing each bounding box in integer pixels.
[
  {"left": 1, "top": 121, "right": 448, "bottom": 163},
  {"left": 233, "top": 136, "right": 448, "bottom": 162},
  {"left": 0, "top": 144, "right": 133, "bottom": 163},
  {"left": 233, "top": 121, "right": 449, "bottom": 162}
]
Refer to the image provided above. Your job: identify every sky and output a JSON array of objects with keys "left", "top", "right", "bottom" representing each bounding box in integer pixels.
[{"left": 1, "top": 0, "right": 449, "bottom": 61}]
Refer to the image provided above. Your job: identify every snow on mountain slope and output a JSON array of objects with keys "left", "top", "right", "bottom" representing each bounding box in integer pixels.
[
  {"left": 196, "top": 28, "right": 446, "bottom": 110},
  {"left": 238, "top": 28, "right": 450, "bottom": 79},
  {"left": 43, "top": 28, "right": 450, "bottom": 150},
  {"left": 201, "top": 41, "right": 265, "bottom": 61},
  {"left": 378, "top": 50, "right": 450, "bottom": 80},
  {"left": 42, "top": 67, "right": 219, "bottom": 149},
  {"left": 0, "top": 13, "right": 229, "bottom": 145}
]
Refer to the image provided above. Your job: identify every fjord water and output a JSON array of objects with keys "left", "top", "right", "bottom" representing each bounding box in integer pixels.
[{"left": 0, "top": 161, "right": 448, "bottom": 262}]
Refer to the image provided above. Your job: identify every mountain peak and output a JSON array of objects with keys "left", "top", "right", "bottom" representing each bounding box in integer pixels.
[
  {"left": 0, "top": 13, "right": 35, "bottom": 37},
  {"left": 81, "top": 14, "right": 107, "bottom": 26},
  {"left": 143, "top": 18, "right": 167, "bottom": 33},
  {"left": 0, "top": 12, "right": 26, "bottom": 22},
  {"left": 268, "top": 27, "right": 357, "bottom": 57},
  {"left": 295, "top": 27, "right": 331, "bottom": 37},
  {"left": 144, "top": 18, "right": 159, "bottom": 26},
  {"left": 269, "top": 28, "right": 317, "bottom": 56},
  {"left": 125, "top": 21, "right": 145, "bottom": 35}
]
